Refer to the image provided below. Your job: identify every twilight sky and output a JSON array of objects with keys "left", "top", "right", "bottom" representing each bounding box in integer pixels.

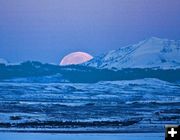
[{"left": 0, "top": 0, "right": 180, "bottom": 64}]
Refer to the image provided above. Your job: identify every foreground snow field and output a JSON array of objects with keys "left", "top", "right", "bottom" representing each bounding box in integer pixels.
[
  {"left": 0, "top": 133, "right": 164, "bottom": 140},
  {"left": 0, "top": 78, "right": 179, "bottom": 132}
]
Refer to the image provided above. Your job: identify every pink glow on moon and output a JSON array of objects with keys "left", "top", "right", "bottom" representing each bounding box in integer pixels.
[{"left": 60, "top": 52, "right": 93, "bottom": 66}]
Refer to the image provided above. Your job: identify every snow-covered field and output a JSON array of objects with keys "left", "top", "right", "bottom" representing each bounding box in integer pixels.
[
  {"left": 0, "top": 78, "right": 179, "bottom": 132},
  {"left": 0, "top": 132, "right": 164, "bottom": 140}
]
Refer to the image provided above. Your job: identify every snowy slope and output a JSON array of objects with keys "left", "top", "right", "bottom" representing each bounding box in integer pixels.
[{"left": 85, "top": 37, "right": 180, "bottom": 69}]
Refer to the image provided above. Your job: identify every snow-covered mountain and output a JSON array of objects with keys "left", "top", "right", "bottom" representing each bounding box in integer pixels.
[
  {"left": 85, "top": 37, "right": 180, "bottom": 69},
  {"left": 0, "top": 58, "right": 8, "bottom": 64}
]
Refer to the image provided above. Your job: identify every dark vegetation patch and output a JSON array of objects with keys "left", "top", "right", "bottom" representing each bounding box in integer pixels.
[
  {"left": 0, "top": 119, "right": 141, "bottom": 128},
  {"left": 10, "top": 116, "right": 22, "bottom": 121}
]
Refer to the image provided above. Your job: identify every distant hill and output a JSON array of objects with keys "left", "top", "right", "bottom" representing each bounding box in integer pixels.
[{"left": 0, "top": 61, "right": 179, "bottom": 83}]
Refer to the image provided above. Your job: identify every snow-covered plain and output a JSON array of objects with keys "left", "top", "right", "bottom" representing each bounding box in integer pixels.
[
  {"left": 0, "top": 133, "right": 164, "bottom": 140},
  {"left": 0, "top": 78, "right": 179, "bottom": 133}
]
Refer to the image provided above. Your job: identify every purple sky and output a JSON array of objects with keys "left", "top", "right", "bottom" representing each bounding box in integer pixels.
[{"left": 0, "top": 0, "right": 180, "bottom": 63}]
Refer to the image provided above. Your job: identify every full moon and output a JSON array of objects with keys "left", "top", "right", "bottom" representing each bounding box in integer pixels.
[{"left": 60, "top": 52, "right": 93, "bottom": 66}]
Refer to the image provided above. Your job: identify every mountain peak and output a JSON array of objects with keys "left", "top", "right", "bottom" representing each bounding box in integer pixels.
[
  {"left": 148, "top": 36, "right": 161, "bottom": 41},
  {"left": 86, "top": 37, "right": 180, "bottom": 69},
  {"left": 144, "top": 37, "right": 166, "bottom": 44}
]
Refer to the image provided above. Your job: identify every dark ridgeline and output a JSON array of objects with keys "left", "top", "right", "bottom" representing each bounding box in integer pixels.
[{"left": 0, "top": 61, "right": 180, "bottom": 83}]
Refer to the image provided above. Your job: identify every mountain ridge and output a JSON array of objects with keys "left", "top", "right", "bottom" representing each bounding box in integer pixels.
[{"left": 85, "top": 37, "right": 180, "bottom": 69}]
